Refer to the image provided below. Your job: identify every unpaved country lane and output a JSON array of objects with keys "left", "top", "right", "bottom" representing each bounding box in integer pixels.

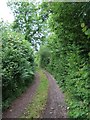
[
  {"left": 2, "top": 73, "right": 40, "bottom": 118},
  {"left": 41, "top": 71, "right": 67, "bottom": 118}
]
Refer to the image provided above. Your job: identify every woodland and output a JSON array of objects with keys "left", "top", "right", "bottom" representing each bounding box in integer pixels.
[{"left": 1, "top": 1, "right": 90, "bottom": 119}]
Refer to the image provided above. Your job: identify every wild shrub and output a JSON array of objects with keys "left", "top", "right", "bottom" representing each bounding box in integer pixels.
[{"left": 2, "top": 26, "right": 35, "bottom": 111}]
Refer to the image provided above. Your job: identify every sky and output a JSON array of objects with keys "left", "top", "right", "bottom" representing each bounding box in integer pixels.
[
  {"left": 0, "top": 0, "right": 14, "bottom": 23},
  {"left": 0, "top": 0, "right": 42, "bottom": 23}
]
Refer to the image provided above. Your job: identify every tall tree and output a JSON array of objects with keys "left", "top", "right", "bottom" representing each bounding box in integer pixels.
[{"left": 8, "top": 2, "right": 49, "bottom": 51}]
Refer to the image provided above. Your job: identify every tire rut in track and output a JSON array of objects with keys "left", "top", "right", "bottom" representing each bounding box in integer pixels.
[{"left": 41, "top": 71, "right": 67, "bottom": 118}]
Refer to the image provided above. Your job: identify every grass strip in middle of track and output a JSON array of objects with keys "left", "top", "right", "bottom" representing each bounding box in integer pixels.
[{"left": 21, "top": 70, "right": 49, "bottom": 118}]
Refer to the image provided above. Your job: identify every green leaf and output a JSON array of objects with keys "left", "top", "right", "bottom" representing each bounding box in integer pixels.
[
  {"left": 85, "top": 29, "right": 90, "bottom": 36},
  {"left": 81, "top": 23, "right": 85, "bottom": 28}
]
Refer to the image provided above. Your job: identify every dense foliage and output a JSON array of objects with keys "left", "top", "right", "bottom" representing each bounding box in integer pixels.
[
  {"left": 39, "top": 2, "right": 90, "bottom": 119},
  {"left": 1, "top": 2, "right": 90, "bottom": 118},
  {"left": 1, "top": 23, "right": 35, "bottom": 111},
  {"left": 39, "top": 46, "right": 51, "bottom": 68},
  {"left": 8, "top": 2, "right": 48, "bottom": 50}
]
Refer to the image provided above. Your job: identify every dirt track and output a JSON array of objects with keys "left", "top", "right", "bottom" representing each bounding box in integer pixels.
[
  {"left": 2, "top": 71, "right": 67, "bottom": 118},
  {"left": 2, "top": 73, "right": 40, "bottom": 118},
  {"left": 41, "top": 71, "right": 67, "bottom": 118}
]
